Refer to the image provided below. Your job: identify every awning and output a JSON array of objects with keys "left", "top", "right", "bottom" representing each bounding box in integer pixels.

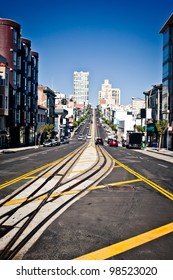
[{"left": 143, "top": 125, "right": 156, "bottom": 133}]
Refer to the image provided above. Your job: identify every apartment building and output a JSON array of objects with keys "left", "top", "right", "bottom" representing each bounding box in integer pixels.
[
  {"left": 98, "top": 79, "right": 120, "bottom": 107},
  {"left": 0, "top": 18, "right": 39, "bottom": 147},
  {"left": 73, "top": 71, "right": 89, "bottom": 105},
  {"left": 38, "top": 85, "right": 55, "bottom": 125}
]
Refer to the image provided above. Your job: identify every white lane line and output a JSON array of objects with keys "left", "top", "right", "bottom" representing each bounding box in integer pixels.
[{"left": 158, "top": 163, "right": 168, "bottom": 168}]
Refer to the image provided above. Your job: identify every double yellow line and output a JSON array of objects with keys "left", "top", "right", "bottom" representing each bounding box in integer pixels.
[
  {"left": 113, "top": 158, "right": 173, "bottom": 201},
  {"left": 0, "top": 158, "right": 62, "bottom": 190}
]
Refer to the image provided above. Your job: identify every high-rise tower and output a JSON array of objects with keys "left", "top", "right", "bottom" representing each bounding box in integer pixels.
[{"left": 73, "top": 71, "right": 89, "bottom": 105}]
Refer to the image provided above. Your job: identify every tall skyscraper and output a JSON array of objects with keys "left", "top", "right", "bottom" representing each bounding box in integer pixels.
[
  {"left": 73, "top": 71, "right": 89, "bottom": 105},
  {"left": 160, "top": 14, "right": 173, "bottom": 124},
  {"left": 160, "top": 13, "right": 173, "bottom": 150}
]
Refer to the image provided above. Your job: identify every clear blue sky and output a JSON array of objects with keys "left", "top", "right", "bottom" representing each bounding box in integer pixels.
[{"left": 1, "top": 0, "right": 173, "bottom": 107}]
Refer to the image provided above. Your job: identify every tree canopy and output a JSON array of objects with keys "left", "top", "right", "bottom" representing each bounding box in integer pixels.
[{"left": 155, "top": 119, "right": 168, "bottom": 149}]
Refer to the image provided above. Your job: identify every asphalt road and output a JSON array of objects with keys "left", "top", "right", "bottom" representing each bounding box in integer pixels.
[
  {"left": 0, "top": 139, "right": 83, "bottom": 198},
  {"left": 1, "top": 131, "right": 173, "bottom": 260}
]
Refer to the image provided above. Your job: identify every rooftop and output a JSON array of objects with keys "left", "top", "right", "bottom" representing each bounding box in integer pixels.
[{"left": 160, "top": 13, "right": 173, "bottom": 33}]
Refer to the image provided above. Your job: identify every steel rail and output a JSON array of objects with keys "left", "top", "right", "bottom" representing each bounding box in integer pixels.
[{"left": 0, "top": 141, "right": 114, "bottom": 259}]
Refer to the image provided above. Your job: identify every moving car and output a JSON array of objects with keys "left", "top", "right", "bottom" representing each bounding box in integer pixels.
[
  {"left": 43, "top": 139, "right": 60, "bottom": 147},
  {"left": 109, "top": 139, "right": 118, "bottom": 147},
  {"left": 95, "top": 137, "right": 104, "bottom": 145}
]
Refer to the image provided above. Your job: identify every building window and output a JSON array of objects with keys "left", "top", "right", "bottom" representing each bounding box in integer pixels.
[
  {"left": 27, "top": 112, "right": 30, "bottom": 123},
  {"left": 13, "top": 29, "right": 17, "bottom": 44},
  {"left": 16, "top": 92, "right": 20, "bottom": 106},
  {"left": 17, "top": 56, "right": 21, "bottom": 70},
  {"left": 17, "top": 74, "right": 21, "bottom": 87},
  {"left": 24, "top": 78, "right": 27, "bottom": 90},
  {"left": 16, "top": 110, "right": 20, "bottom": 123},
  {"left": 28, "top": 65, "right": 31, "bottom": 77},
  {"left": 28, "top": 96, "right": 31, "bottom": 108},
  {"left": 5, "top": 73, "right": 8, "bottom": 86},
  {"left": 13, "top": 51, "right": 17, "bottom": 65},
  {"left": 0, "top": 76, "right": 3, "bottom": 86},
  {"left": 13, "top": 70, "right": 17, "bottom": 85},
  {"left": 5, "top": 96, "right": 8, "bottom": 109},
  {"left": 163, "top": 63, "right": 169, "bottom": 79},
  {"left": 0, "top": 95, "right": 3, "bottom": 108},
  {"left": 28, "top": 81, "right": 31, "bottom": 92}
]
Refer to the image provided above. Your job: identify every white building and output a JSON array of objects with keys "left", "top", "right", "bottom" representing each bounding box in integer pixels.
[
  {"left": 112, "top": 108, "right": 135, "bottom": 141},
  {"left": 131, "top": 97, "right": 145, "bottom": 115},
  {"left": 54, "top": 91, "right": 66, "bottom": 109},
  {"left": 98, "top": 80, "right": 120, "bottom": 107},
  {"left": 73, "top": 71, "right": 89, "bottom": 105}
]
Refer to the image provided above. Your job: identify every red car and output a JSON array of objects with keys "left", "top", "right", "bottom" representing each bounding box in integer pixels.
[{"left": 109, "top": 139, "right": 118, "bottom": 147}]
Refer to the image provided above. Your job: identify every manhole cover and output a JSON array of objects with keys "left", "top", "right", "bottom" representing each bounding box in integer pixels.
[{"left": 110, "top": 185, "right": 134, "bottom": 190}]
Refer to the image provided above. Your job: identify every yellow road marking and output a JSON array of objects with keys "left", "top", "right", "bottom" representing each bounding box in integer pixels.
[
  {"left": 74, "top": 222, "right": 173, "bottom": 260},
  {"left": 0, "top": 150, "right": 80, "bottom": 190},
  {"left": 23, "top": 176, "right": 37, "bottom": 179},
  {"left": 3, "top": 179, "right": 141, "bottom": 206},
  {"left": 113, "top": 158, "right": 173, "bottom": 201},
  {"left": 89, "top": 179, "right": 141, "bottom": 190},
  {"left": 0, "top": 159, "right": 62, "bottom": 190}
]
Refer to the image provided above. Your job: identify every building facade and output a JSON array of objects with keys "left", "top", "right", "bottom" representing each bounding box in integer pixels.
[
  {"left": 143, "top": 84, "right": 162, "bottom": 146},
  {"left": 0, "top": 18, "right": 39, "bottom": 147},
  {"left": 160, "top": 13, "right": 173, "bottom": 149},
  {"left": 73, "top": 71, "right": 89, "bottom": 105},
  {"left": 98, "top": 79, "right": 120, "bottom": 107},
  {"left": 38, "top": 85, "right": 55, "bottom": 125},
  {"left": 0, "top": 55, "right": 9, "bottom": 148}
]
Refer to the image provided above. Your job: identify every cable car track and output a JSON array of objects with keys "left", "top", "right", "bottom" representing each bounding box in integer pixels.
[{"left": 0, "top": 140, "right": 114, "bottom": 259}]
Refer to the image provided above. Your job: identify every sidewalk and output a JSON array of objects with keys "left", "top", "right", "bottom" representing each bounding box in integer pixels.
[
  {"left": 1, "top": 145, "right": 173, "bottom": 158},
  {"left": 134, "top": 146, "right": 173, "bottom": 163},
  {"left": 0, "top": 145, "right": 40, "bottom": 154},
  {"left": 144, "top": 147, "right": 173, "bottom": 157}
]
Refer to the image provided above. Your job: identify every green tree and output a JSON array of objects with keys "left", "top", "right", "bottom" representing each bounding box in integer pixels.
[
  {"left": 44, "top": 124, "right": 54, "bottom": 139},
  {"left": 155, "top": 120, "right": 168, "bottom": 150},
  {"left": 73, "top": 121, "right": 78, "bottom": 128},
  {"left": 110, "top": 124, "right": 117, "bottom": 132},
  {"left": 37, "top": 124, "right": 54, "bottom": 144},
  {"left": 136, "top": 125, "right": 145, "bottom": 133},
  {"left": 37, "top": 125, "right": 45, "bottom": 145}
]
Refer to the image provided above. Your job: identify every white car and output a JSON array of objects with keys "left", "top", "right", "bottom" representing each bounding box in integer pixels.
[{"left": 43, "top": 139, "right": 60, "bottom": 147}]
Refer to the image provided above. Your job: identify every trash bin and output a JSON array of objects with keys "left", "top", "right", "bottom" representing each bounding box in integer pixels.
[
  {"left": 141, "top": 142, "right": 146, "bottom": 149},
  {"left": 152, "top": 143, "right": 157, "bottom": 148}
]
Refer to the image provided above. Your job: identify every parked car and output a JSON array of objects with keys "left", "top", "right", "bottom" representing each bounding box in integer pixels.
[
  {"left": 95, "top": 137, "right": 104, "bottom": 145},
  {"left": 43, "top": 139, "right": 60, "bottom": 147},
  {"left": 60, "top": 137, "right": 66, "bottom": 144},
  {"left": 64, "top": 136, "right": 69, "bottom": 143},
  {"left": 78, "top": 135, "right": 85, "bottom": 141},
  {"left": 109, "top": 139, "right": 118, "bottom": 147}
]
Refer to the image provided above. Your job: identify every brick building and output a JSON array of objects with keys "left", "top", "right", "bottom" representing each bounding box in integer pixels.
[{"left": 0, "top": 18, "right": 39, "bottom": 147}]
